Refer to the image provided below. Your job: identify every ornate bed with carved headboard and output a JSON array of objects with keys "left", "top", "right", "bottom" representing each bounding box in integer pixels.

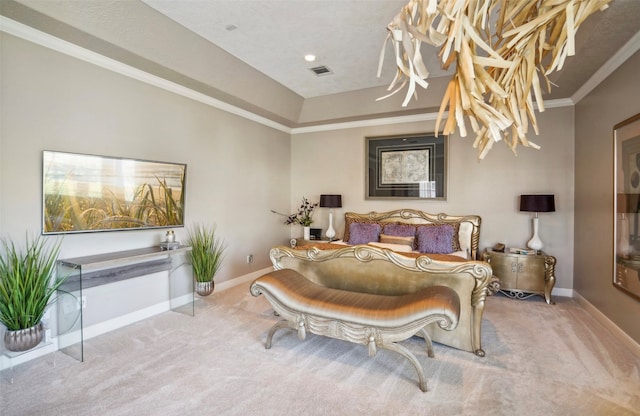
[
  {"left": 274, "top": 209, "right": 497, "bottom": 356},
  {"left": 339, "top": 209, "right": 482, "bottom": 260}
]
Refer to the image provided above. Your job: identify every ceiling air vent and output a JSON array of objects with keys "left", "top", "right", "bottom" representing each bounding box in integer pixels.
[{"left": 309, "top": 65, "right": 332, "bottom": 76}]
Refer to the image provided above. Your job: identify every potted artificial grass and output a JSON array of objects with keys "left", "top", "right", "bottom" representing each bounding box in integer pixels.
[
  {"left": 185, "top": 224, "right": 226, "bottom": 296},
  {"left": 0, "top": 234, "right": 66, "bottom": 351}
]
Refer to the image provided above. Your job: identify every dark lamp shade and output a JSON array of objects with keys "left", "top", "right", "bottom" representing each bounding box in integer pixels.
[
  {"left": 618, "top": 193, "right": 640, "bottom": 213},
  {"left": 618, "top": 193, "right": 627, "bottom": 214},
  {"left": 519, "top": 194, "right": 555, "bottom": 213},
  {"left": 320, "top": 194, "right": 342, "bottom": 208}
]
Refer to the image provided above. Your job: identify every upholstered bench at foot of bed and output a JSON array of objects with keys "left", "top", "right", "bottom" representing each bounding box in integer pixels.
[{"left": 250, "top": 269, "right": 461, "bottom": 392}]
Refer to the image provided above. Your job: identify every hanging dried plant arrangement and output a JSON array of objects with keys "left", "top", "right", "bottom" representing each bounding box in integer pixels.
[{"left": 378, "top": 0, "right": 612, "bottom": 158}]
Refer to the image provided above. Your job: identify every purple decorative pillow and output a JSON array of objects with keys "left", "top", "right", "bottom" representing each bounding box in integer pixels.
[
  {"left": 416, "top": 224, "right": 456, "bottom": 254},
  {"left": 382, "top": 223, "right": 416, "bottom": 237},
  {"left": 348, "top": 222, "right": 382, "bottom": 245}
]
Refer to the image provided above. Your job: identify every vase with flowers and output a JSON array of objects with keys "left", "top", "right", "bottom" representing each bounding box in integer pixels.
[{"left": 271, "top": 197, "right": 319, "bottom": 240}]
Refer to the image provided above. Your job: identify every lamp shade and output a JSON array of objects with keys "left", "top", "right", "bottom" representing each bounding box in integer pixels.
[
  {"left": 617, "top": 193, "right": 627, "bottom": 214},
  {"left": 519, "top": 194, "right": 555, "bottom": 213},
  {"left": 320, "top": 194, "right": 342, "bottom": 208},
  {"left": 618, "top": 193, "right": 640, "bottom": 213}
]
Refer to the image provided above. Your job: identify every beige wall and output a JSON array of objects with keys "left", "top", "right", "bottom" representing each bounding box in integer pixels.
[
  {"left": 2, "top": 0, "right": 304, "bottom": 125},
  {"left": 574, "top": 50, "right": 640, "bottom": 343},
  {"left": 2, "top": 1, "right": 638, "bottom": 346},
  {"left": 297, "top": 78, "right": 450, "bottom": 124},
  {"left": 0, "top": 32, "right": 290, "bottom": 282},
  {"left": 0, "top": 11, "right": 577, "bottom": 297},
  {"left": 291, "top": 106, "right": 576, "bottom": 290}
]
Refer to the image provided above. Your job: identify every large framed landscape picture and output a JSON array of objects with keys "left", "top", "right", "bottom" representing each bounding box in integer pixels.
[
  {"left": 42, "top": 151, "right": 186, "bottom": 234},
  {"left": 366, "top": 133, "right": 447, "bottom": 200}
]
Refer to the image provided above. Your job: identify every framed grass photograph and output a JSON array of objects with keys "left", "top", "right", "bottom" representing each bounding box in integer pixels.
[
  {"left": 42, "top": 151, "right": 186, "bottom": 234},
  {"left": 365, "top": 133, "right": 447, "bottom": 200}
]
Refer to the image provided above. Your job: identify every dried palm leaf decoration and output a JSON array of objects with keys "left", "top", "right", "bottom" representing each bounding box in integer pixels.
[{"left": 378, "top": 0, "right": 612, "bottom": 158}]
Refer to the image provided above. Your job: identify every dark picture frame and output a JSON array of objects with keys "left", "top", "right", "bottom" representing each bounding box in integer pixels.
[
  {"left": 43, "top": 151, "right": 187, "bottom": 234},
  {"left": 614, "top": 113, "right": 640, "bottom": 301},
  {"left": 366, "top": 133, "right": 447, "bottom": 200}
]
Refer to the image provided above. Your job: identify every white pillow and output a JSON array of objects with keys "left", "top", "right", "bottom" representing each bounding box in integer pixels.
[{"left": 450, "top": 250, "right": 469, "bottom": 259}]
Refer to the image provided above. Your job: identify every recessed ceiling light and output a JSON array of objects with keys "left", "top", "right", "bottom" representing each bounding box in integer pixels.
[{"left": 304, "top": 54, "right": 317, "bottom": 62}]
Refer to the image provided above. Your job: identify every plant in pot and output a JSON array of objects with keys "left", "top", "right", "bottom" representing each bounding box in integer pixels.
[
  {"left": 185, "top": 224, "right": 226, "bottom": 297},
  {"left": 270, "top": 196, "right": 318, "bottom": 240},
  {"left": 0, "top": 234, "right": 66, "bottom": 352}
]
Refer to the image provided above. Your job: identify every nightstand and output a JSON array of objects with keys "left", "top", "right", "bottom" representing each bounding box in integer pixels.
[
  {"left": 290, "top": 238, "right": 333, "bottom": 248},
  {"left": 482, "top": 249, "right": 556, "bottom": 304}
]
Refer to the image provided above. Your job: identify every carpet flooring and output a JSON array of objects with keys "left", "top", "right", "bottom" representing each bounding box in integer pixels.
[{"left": 1, "top": 282, "right": 639, "bottom": 416}]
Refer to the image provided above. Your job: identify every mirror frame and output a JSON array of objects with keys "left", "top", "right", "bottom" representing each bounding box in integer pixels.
[{"left": 613, "top": 113, "right": 640, "bottom": 301}]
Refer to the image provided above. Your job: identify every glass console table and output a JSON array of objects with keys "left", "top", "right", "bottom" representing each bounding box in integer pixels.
[{"left": 56, "top": 246, "right": 193, "bottom": 362}]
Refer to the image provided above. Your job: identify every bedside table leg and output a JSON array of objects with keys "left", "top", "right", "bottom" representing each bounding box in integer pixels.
[{"left": 544, "top": 255, "right": 556, "bottom": 305}]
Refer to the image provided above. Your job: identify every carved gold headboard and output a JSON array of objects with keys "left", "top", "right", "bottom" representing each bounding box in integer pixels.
[{"left": 343, "top": 209, "right": 481, "bottom": 259}]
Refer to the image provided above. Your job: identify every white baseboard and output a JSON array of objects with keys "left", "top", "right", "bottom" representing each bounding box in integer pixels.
[
  {"left": 573, "top": 291, "right": 640, "bottom": 359},
  {"left": 215, "top": 266, "right": 273, "bottom": 292},
  {"left": 0, "top": 341, "right": 58, "bottom": 372},
  {"left": 551, "top": 287, "right": 574, "bottom": 298},
  {"left": 1, "top": 268, "right": 273, "bottom": 371},
  {"left": 82, "top": 301, "right": 170, "bottom": 341},
  {"left": 76, "top": 268, "right": 272, "bottom": 341}
]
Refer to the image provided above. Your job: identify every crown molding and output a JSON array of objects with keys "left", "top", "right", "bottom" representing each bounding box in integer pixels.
[
  {"left": 540, "top": 98, "right": 575, "bottom": 109},
  {"left": 1, "top": 15, "right": 449, "bottom": 135},
  {"left": 291, "top": 112, "right": 443, "bottom": 134},
  {"left": 0, "top": 16, "right": 293, "bottom": 134},
  {"left": 572, "top": 29, "right": 640, "bottom": 104},
  {"left": 290, "top": 98, "right": 574, "bottom": 134},
  {"left": 1, "top": 15, "right": 609, "bottom": 138}
]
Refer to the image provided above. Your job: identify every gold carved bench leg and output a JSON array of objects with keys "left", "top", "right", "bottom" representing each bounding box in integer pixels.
[
  {"left": 380, "top": 341, "right": 429, "bottom": 392},
  {"left": 265, "top": 320, "right": 291, "bottom": 350},
  {"left": 418, "top": 327, "right": 435, "bottom": 358}
]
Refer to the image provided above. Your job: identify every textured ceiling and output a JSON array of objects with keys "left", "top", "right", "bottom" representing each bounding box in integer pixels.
[
  {"left": 141, "top": 0, "right": 450, "bottom": 98},
  {"left": 141, "top": 0, "right": 640, "bottom": 100}
]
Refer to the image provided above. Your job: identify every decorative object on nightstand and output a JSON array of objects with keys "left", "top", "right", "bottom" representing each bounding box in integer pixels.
[
  {"left": 482, "top": 248, "right": 556, "bottom": 304},
  {"left": 271, "top": 197, "right": 319, "bottom": 241},
  {"left": 309, "top": 228, "right": 322, "bottom": 240},
  {"left": 319, "top": 194, "right": 342, "bottom": 241},
  {"left": 616, "top": 193, "right": 632, "bottom": 257},
  {"left": 520, "top": 194, "right": 555, "bottom": 251},
  {"left": 492, "top": 243, "right": 505, "bottom": 252}
]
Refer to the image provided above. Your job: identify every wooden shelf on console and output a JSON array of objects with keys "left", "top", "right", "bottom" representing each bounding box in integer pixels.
[
  {"left": 59, "top": 246, "right": 191, "bottom": 290},
  {"left": 59, "top": 245, "right": 190, "bottom": 269}
]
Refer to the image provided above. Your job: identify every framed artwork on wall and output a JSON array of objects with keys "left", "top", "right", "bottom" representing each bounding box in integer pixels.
[
  {"left": 365, "top": 133, "right": 447, "bottom": 200},
  {"left": 613, "top": 112, "right": 640, "bottom": 301},
  {"left": 42, "top": 151, "right": 187, "bottom": 234}
]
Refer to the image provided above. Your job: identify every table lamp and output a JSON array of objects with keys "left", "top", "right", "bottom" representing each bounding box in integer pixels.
[
  {"left": 617, "top": 193, "right": 640, "bottom": 257},
  {"left": 520, "top": 194, "right": 555, "bottom": 251},
  {"left": 319, "top": 194, "right": 342, "bottom": 241}
]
